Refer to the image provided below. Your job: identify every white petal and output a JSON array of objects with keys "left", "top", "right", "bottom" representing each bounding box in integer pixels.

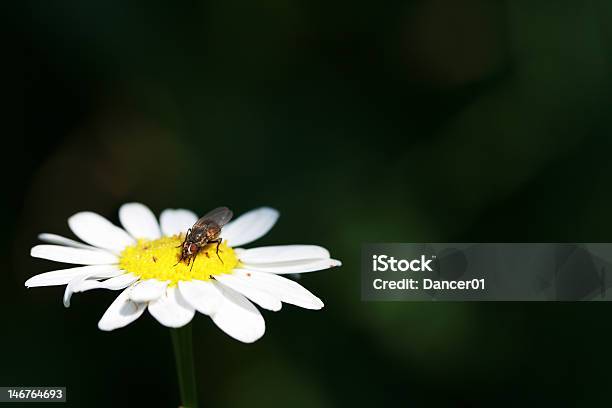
[
  {"left": 148, "top": 286, "right": 195, "bottom": 328},
  {"left": 234, "top": 270, "right": 323, "bottom": 310},
  {"left": 221, "top": 207, "right": 279, "bottom": 247},
  {"left": 72, "top": 273, "right": 139, "bottom": 293},
  {"left": 159, "top": 209, "right": 198, "bottom": 236},
  {"left": 31, "top": 245, "right": 118, "bottom": 265},
  {"left": 178, "top": 280, "right": 223, "bottom": 316},
  {"left": 119, "top": 202, "right": 162, "bottom": 240},
  {"left": 238, "top": 245, "right": 331, "bottom": 263},
  {"left": 214, "top": 274, "right": 282, "bottom": 311},
  {"left": 38, "top": 233, "right": 98, "bottom": 250},
  {"left": 25, "top": 265, "right": 119, "bottom": 287},
  {"left": 63, "top": 268, "right": 127, "bottom": 307},
  {"left": 129, "top": 279, "right": 168, "bottom": 302},
  {"left": 98, "top": 286, "right": 147, "bottom": 331},
  {"left": 210, "top": 284, "right": 265, "bottom": 343},
  {"left": 68, "top": 212, "right": 135, "bottom": 253},
  {"left": 241, "top": 258, "right": 342, "bottom": 274}
]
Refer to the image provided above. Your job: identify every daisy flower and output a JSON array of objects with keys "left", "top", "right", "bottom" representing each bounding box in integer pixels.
[{"left": 27, "top": 203, "right": 341, "bottom": 343}]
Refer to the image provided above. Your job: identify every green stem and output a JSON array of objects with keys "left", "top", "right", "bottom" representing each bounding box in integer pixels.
[{"left": 170, "top": 323, "right": 198, "bottom": 408}]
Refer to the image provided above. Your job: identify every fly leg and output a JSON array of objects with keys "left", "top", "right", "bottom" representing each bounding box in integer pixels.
[
  {"left": 176, "top": 229, "right": 191, "bottom": 248},
  {"left": 174, "top": 229, "right": 191, "bottom": 266},
  {"left": 174, "top": 252, "right": 184, "bottom": 267},
  {"left": 211, "top": 238, "right": 223, "bottom": 264},
  {"left": 174, "top": 252, "right": 186, "bottom": 267}
]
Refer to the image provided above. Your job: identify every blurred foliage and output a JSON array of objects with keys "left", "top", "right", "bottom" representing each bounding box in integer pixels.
[{"left": 8, "top": 0, "right": 612, "bottom": 406}]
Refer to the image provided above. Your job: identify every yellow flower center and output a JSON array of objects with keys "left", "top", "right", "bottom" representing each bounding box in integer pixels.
[{"left": 119, "top": 235, "right": 239, "bottom": 286}]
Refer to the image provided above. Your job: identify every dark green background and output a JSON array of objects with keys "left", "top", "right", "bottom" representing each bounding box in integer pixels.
[{"left": 8, "top": 0, "right": 612, "bottom": 406}]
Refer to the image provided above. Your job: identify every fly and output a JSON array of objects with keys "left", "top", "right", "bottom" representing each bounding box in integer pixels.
[{"left": 176, "top": 206, "right": 233, "bottom": 269}]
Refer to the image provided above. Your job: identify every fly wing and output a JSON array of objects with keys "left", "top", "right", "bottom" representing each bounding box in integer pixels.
[{"left": 195, "top": 206, "right": 233, "bottom": 227}]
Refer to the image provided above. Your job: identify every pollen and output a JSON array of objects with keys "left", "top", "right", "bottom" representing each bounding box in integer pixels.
[{"left": 119, "top": 235, "right": 239, "bottom": 286}]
